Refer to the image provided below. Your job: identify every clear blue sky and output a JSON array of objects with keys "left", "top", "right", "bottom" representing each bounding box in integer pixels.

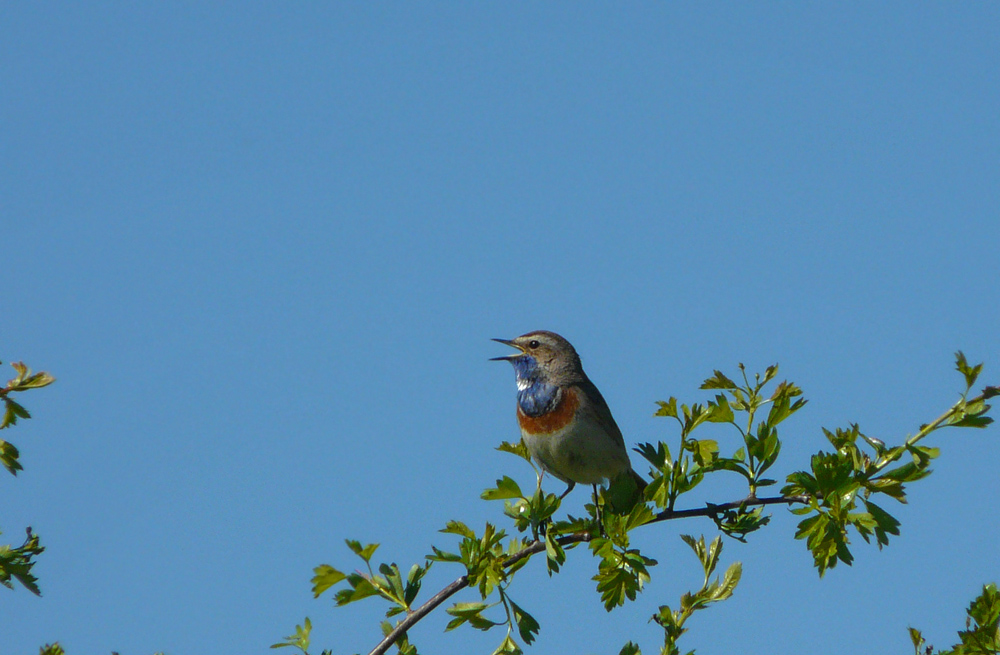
[{"left": 4, "top": 4, "right": 998, "bottom": 654}]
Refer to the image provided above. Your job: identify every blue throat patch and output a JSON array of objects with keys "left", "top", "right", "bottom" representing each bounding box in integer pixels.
[{"left": 510, "top": 355, "right": 559, "bottom": 417}]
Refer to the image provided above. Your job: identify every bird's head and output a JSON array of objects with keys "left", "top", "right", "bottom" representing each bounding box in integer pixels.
[{"left": 491, "top": 330, "right": 583, "bottom": 385}]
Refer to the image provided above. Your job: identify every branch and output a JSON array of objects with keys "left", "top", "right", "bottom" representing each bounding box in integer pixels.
[
  {"left": 649, "top": 493, "right": 809, "bottom": 525},
  {"left": 367, "top": 493, "right": 807, "bottom": 655},
  {"left": 868, "top": 387, "right": 997, "bottom": 477}
]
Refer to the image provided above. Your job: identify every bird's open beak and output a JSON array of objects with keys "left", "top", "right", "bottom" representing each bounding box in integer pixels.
[{"left": 490, "top": 338, "right": 524, "bottom": 361}]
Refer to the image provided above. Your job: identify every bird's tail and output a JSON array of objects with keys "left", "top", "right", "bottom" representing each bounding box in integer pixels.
[{"left": 628, "top": 467, "right": 648, "bottom": 492}]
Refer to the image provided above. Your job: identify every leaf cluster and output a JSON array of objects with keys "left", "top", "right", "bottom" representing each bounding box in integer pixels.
[
  {"left": 0, "top": 528, "right": 44, "bottom": 595},
  {"left": 2, "top": 359, "right": 55, "bottom": 597},
  {"left": 1, "top": 360, "right": 56, "bottom": 475},
  {"left": 648, "top": 535, "right": 742, "bottom": 655},
  {"left": 638, "top": 364, "right": 804, "bottom": 540},
  {"left": 308, "top": 540, "right": 433, "bottom": 655},
  {"left": 783, "top": 352, "right": 994, "bottom": 575},
  {"left": 910, "top": 583, "right": 1000, "bottom": 655}
]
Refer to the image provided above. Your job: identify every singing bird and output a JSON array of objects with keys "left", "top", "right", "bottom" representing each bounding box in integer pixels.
[{"left": 492, "top": 330, "right": 647, "bottom": 499}]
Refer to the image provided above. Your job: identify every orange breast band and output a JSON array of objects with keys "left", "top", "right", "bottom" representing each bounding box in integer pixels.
[{"left": 517, "top": 387, "right": 579, "bottom": 435}]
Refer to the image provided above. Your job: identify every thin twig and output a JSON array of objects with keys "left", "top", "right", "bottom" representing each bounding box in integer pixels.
[
  {"left": 868, "top": 388, "right": 994, "bottom": 476},
  {"left": 649, "top": 493, "right": 809, "bottom": 525}
]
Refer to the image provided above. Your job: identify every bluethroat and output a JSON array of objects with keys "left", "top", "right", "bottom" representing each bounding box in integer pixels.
[{"left": 492, "top": 330, "right": 647, "bottom": 500}]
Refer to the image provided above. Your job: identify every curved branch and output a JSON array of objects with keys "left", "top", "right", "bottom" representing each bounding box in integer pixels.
[{"left": 368, "top": 493, "right": 807, "bottom": 655}]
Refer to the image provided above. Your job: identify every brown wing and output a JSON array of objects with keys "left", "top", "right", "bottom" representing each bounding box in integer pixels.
[{"left": 575, "top": 378, "right": 627, "bottom": 452}]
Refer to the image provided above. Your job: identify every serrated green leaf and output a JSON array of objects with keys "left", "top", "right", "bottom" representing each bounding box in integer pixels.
[
  {"left": 493, "top": 634, "right": 523, "bottom": 655},
  {"left": 863, "top": 500, "right": 900, "bottom": 536},
  {"left": 345, "top": 539, "right": 379, "bottom": 563},
  {"left": 481, "top": 476, "right": 524, "bottom": 501},
  {"left": 507, "top": 598, "right": 540, "bottom": 645},
  {"left": 447, "top": 601, "right": 492, "bottom": 616},
  {"left": 705, "top": 395, "right": 734, "bottom": 423},
  {"left": 7, "top": 400, "right": 30, "bottom": 419},
  {"left": 2, "top": 400, "right": 21, "bottom": 429},
  {"left": 907, "top": 626, "right": 923, "bottom": 652},
  {"left": 440, "top": 521, "right": 475, "bottom": 539},
  {"left": 955, "top": 350, "right": 983, "bottom": 390},
  {"left": 496, "top": 440, "right": 532, "bottom": 462},
  {"left": 544, "top": 530, "right": 565, "bottom": 575},
  {"left": 949, "top": 415, "right": 994, "bottom": 429},
  {"left": 11, "top": 368, "right": 55, "bottom": 391},
  {"left": 0, "top": 439, "right": 23, "bottom": 475},
  {"left": 428, "top": 545, "right": 462, "bottom": 562},
  {"left": 0, "top": 529, "right": 44, "bottom": 595},
  {"left": 655, "top": 398, "right": 678, "bottom": 418},
  {"left": 881, "top": 461, "right": 931, "bottom": 483},
  {"left": 270, "top": 617, "right": 312, "bottom": 651},
  {"left": 619, "top": 642, "right": 642, "bottom": 655},
  {"left": 445, "top": 600, "right": 494, "bottom": 631},
  {"left": 701, "top": 371, "right": 738, "bottom": 390},
  {"left": 334, "top": 574, "right": 379, "bottom": 605},
  {"left": 716, "top": 561, "right": 742, "bottom": 600},
  {"left": 687, "top": 439, "right": 718, "bottom": 466},
  {"left": 311, "top": 565, "right": 347, "bottom": 597}
]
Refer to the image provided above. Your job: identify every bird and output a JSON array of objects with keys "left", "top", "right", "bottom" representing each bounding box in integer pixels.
[{"left": 491, "top": 330, "right": 647, "bottom": 501}]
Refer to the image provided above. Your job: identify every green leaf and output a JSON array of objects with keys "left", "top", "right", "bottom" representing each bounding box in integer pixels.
[
  {"left": 508, "top": 597, "right": 541, "bottom": 645},
  {"left": 655, "top": 398, "right": 679, "bottom": 418},
  {"left": 270, "top": 617, "right": 312, "bottom": 652},
  {"left": 955, "top": 351, "right": 983, "bottom": 390},
  {"left": 880, "top": 461, "right": 931, "bottom": 483},
  {"left": 0, "top": 528, "right": 44, "bottom": 595},
  {"left": 1, "top": 439, "right": 23, "bottom": 475},
  {"left": 716, "top": 561, "right": 742, "bottom": 600},
  {"left": 440, "top": 521, "right": 475, "bottom": 539},
  {"left": 493, "top": 634, "right": 523, "bottom": 655},
  {"left": 345, "top": 539, "right": 379, "bottom": 563},
  {"left": 907, "top": 627, "right": 924, "bottom": 654},
  {"left": 701, "top": 371, "right": 738, "bottom": 390},
  {"left": 427, "top": 545, "right": 462, "bottom": 563},
  {"left": 8, "top": 399, "right": 30, "bottom": 419},
  {"left": 705, "top": 395, "right": 734, "bottom": 423},
  {"left": 948, "top": 414, "right": 994, "bottom": 429},
  {"left": 481, "top": 476, "right": 524, "bottom": 501},
  {"left": 594, "top": 566, "right": 638, "bottom": 610},
  {"left": 635, "top": 441, "right": 670, "bottom": 469},
  {"left": 497, "top": 440, "right": 532, "bottom": 462},
  {"left": 1, "top": 399, "right": 29, "bottom": 429},
  {"left": 8, "top": 364, "right": 55, "bottom": 391},
  {"left": 711, "top": 505, "right": 770, "bottom": 541},
  {"left": 544, "top": 530, "right": 565, "bottom": 575},
  {"left": 311, "top": 565, "right": 347, "bottom": 598},
  {"left": 333, "top": 573, "right": 380, "bottom": 605},
  {"left": 862, "top": 500, "right": 900, "bottom": 548},
  {"left": 403, "top": 562, "right": 429, "bottom": 606},
  {"left": 619, "top": 642, "right": 642, "bottom": 655},
  {"left": 445, "top": 601, "right": 495, "bottom": 631}
]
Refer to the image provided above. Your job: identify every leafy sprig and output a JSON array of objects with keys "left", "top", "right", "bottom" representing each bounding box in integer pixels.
[
  {"left": 910, "top": 583, "right": 1000, "bottom": 655},
  {"left": 293, "top": 353, "right": 995, "bottom": 655},
  {"left": 2, "top": 359, "right": 55, "bottom": 597}
]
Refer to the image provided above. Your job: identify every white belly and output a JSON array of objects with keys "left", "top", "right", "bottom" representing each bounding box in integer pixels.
[{"left": 521, "top": 413, "right": 630, "bottom": 485}]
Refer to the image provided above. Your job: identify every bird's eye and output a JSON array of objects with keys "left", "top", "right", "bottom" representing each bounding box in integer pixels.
[{"left": 528, "top": 340, "right": 540, "bottom": 349}]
